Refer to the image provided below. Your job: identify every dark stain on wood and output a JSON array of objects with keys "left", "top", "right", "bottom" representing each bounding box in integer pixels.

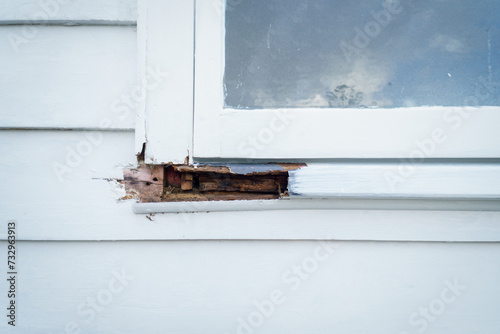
[
  {"left": 136, "top": 142, "right": 146, "bottom": 164},
  {"left": 122, "top": 165, "right": 164, "bottom": 202},
  {"left": 123, "top": 163, "right": 305, "bottom": 203}
]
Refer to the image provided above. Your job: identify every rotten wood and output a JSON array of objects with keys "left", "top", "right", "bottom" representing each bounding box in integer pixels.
[
  {"left": 198, "top": 174, "right": 286, "bottom": 193},
  {"left": 181, "top": 173, "right": 193, "bottom": 191},
  {"left": 123, "top": 163, "right": 305, "bottom": 203},
  {"left": 122, "top": 165, "right": 164, "bottom": 203},
  {"left": 173, "top": 163, "right": 305, "bottom": 175}
]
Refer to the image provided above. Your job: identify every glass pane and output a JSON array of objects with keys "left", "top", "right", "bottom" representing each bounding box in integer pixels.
[{"left": 224, "top": 0, "right": 500, "bottom": 109}]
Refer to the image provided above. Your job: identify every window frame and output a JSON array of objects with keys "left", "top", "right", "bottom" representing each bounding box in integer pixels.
[
  {"left": 137, "top": 0, "right": 194, "bottom": 165},
  {"left": 137, "top": 0, "right": 500, "bottom": 163},
  {"left": 193, "top": 0, "right": 500, "bottom": 160}
]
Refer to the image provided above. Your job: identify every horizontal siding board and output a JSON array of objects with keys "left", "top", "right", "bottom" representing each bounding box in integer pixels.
[
  {"left": 1, "top": 131, "right": 500, "bottom": 242},
  {"left": 0, "top": 0, "right": 136, "bottom": 23},
  {"left": 0, "top": 26, "right": 137, "bottom": 129},
  {"left": 0, "top": 240, "right": 499, "bottom": 333}
]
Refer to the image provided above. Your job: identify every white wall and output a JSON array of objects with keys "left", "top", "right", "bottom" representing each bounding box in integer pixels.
[
  {"left": 0, "top": 240, "right": 498, "bottom": 334},
  {"left": 0, "top": 1, "right": 499, "bottom": 333}
]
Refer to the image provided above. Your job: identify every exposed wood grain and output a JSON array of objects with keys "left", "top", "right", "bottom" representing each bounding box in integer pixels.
[
  {"left": 126, "top": 164, "right": 291, "bottom": 202},
  {"left": 198, "top": 174, "right": 286, "bottom": 193},
  {"left": 173, "top": 163, "right": 304, "bottom": 175},
  {"left": 181, "top": 173, "right": 193, "bottom": 191},
  {"left": 158, "top": 192, "right": 279, "bottom": 202},
  {"left": 174, "top": 165, "right": 232, "bottom": 174},
  {"left": 123, "top": 165, "right": 164, "bottom": 203}
]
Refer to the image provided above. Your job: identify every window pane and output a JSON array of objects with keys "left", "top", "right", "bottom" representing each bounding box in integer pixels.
[{"left": 224, "top": 0, "right": 500, "bottom": 109}]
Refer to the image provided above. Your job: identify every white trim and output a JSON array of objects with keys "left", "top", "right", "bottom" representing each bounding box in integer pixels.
[
  {"left": 215, "top": 107, "right": 500, "bottom": 159},
  {"left": 289, "top": 163, "right": 500, "bottom": 199},
  {"left": 193, "top": 0, "right": 500, "bottom": 159},
  {"left": 136, "top": 0, "right": 148, "bottom": 155},
  {"left": 134, "top": 198, "right": 500, "bottom": 214},
  {"left": 138, "top": 0, "right": 195, "bottom": 164},
  {"left": 193, "top": 0, "right": 225, "bottom": 158},
  {"left": 129, "top": 201, "right": 500, "bottom": 242}
]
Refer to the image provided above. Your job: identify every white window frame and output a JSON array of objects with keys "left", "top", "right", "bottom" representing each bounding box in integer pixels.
[
  {"left": 138, "top": 0, "right": 500, "bottom": 163},
  {"left": 136, "top": 0, "right": 195, "bottom": 165},
  {"left": 194, "top": 0, "right": 500, "bottom": 160}
]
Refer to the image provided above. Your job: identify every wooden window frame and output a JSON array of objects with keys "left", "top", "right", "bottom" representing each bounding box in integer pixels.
[
  {"left": 193, "top": 0, "right": 500, "bottom": 160},
  {"left": 139, "top": 0, "right": 500, "bottom": 162},
  {"left": 135, "top": 0, "right": 500, "bottom": 213}
]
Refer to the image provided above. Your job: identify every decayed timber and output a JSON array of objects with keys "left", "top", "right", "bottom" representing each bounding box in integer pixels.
[
  {"left": 198, "top": 175, "right": 286, "bottom": 193},
  {"left": 123, "top": 163, "right": 305, "bottom": 203},
  {"left": 122, "top": 165, "right": 164, "bottom": 203},
  {"left": 173, "top": 163, "right": 305, "bottom": 175}
]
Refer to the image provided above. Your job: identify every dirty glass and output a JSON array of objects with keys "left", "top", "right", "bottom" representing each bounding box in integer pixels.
[{"left": 224, "top": 0, "right": 500, "bottom": 109}]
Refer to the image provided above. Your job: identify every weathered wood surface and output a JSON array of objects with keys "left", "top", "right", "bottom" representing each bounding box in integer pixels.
[
  {"left": 198, "top": 174, "right": 286, "bottom": 193},
  {"left": 124, "top": 164, "right": 290, "bottom": 202},
  {"left": 174, "top": 163, "right": 305, "bottom": 175},
  {"left": 123, "top": 165, "right": 164, "bottom": 202}
]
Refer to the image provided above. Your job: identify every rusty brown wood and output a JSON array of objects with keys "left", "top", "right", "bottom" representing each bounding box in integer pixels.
[
  {"left": 123, "top": 163, "right": 304, "bottom": 203},
  {"left": 122, "top": 165, "right": 164, "bottom": 203},
  {"left": 198, "top": 175, "right": 286, "bottom": 193}
]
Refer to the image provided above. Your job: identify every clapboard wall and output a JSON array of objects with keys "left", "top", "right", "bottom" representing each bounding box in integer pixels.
[{"left": 0, "top": 1, "right": 499, "bottom": 333}]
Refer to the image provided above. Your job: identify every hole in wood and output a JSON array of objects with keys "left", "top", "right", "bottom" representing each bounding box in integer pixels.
[{"left": 123, "top": 163, "right": 305, "bottom": 202}]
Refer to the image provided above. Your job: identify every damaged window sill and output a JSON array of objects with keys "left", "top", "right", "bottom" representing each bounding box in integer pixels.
[
  {"left": 124, "top": 162, "right": 500, "bottom": 214},
  {"left": 123, "top": 163, "right": 305, "bottom": 203}
]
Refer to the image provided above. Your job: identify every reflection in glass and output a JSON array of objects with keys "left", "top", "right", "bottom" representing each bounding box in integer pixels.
[{"left": 224, "top": 0, "right": 500, "bottom": 108}]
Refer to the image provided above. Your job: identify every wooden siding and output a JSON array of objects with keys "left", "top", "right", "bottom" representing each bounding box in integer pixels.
[
  {"left": 0, "top": 26, "right": 136, "bottom": 129},
  {"left": 0, "top": 240, "right": 498, "bottom": 333},
  {"left": 0, "top": 0, "right": 136, "bottom": 24}
]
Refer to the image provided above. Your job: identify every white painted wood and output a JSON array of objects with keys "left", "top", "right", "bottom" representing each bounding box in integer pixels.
[
  {"left": 289, "top": 163, "right": 500, "bottom": 199},
  {"left": 134, "top": 198, "right": 500, "bottom": 214},
  {"left": 193, "top": 0, "right": 500, "bottom": 159},
  {"left": 1, "top": 130, "right": 500, "bottom": 242},
  {"left": 0, "top": 0, "right": 136, "bottom": 24},
  {"left": 215, "top": 107, "right": 500, "bottom": 159},
  {"left": 140, "top": 0, "right": 194, "bottom": 164},
  {"left": 193, "top": 0, "right": 225, "bottom": 158},
  {"left": 0, "top": 26, "right": 137, "bottom": 129},
  {"left": 0, "top": 240, "right": 499, "bottom": 333},
  {"left": 135, "top": 0, "right": 147, "bottom": 155}
]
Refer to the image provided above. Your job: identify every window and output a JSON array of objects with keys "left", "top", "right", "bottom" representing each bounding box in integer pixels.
[
  {"left": 224, "top": 1, "right": 499, "bottom": 109},
  {"left": 193, "top": 0, "right": 500, "bottom": 160},
  {"left": 138, "top": 0, "right": 500, "bottom": 162}
]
